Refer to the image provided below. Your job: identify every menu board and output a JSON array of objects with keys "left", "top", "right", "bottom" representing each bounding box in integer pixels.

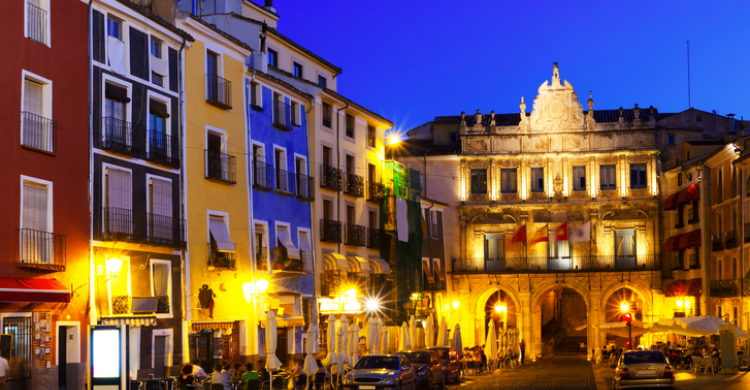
[
  {"left": 32, "top": 312, "right": 53, "bottom": 369},
  {"left": 0, "top": 334, "right": 11, "bottom": 360}
]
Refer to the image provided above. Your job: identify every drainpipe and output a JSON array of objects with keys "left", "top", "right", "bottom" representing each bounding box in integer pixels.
[
  {"left": 87, "top": 0, "right": 95, "bottom": 326},
  {"left": 335, "top": 103, "right": 349, "bottom": 257},
  {"left": 177, "top": 35, "right": 191, "bottom": 363}
]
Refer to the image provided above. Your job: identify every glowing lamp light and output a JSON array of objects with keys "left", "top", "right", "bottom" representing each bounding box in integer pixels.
[
  {"left": 620, "top": 302, "right": 629, "bottom": 313},
  {"left": 494, "top": 304, "right": 507, "bottom": 313},
  {"left": 685, "top": 300, "right": 690, "bottom": 308},
  {"left": 346, "top": 288, "right": 357, "bottom": 299},
  {"left": 452, "top": 301, "right": 460, "bottom": 309},
  {"left": 364, "top": 298, "right": 381, "bottom": 312},
  {"left": 676, "top": 300, "right": 683, "bottom": 308},
  {"left": 387, "top": 136, "right": 400, "bottom": 145},
  {"left": 256, "top": 278, "right": 269, "bottom": 294},
  {"left": 105, "top": 257, "right": 123, "bottom": 275}
]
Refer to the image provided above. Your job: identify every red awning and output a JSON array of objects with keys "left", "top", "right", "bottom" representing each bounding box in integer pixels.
[
  {"left": 666, "top": 183, "right": 700, "bottom": 211},
  {"left": 664, "top": 192, "right": 679, "bottom": 211},
  {"left": 665, "top": 278, "right": 702, "bottom": 297},
  {"left": 0, "top": 277, "right": 70, "bottom": 303},
  {"left": 677, "top": 229, "right": 701, "bottom": 250},
  {"left": 664, "top": 234, "right": 681, "bottom": 252}
]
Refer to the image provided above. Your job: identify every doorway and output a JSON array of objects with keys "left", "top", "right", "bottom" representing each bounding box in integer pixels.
[
  {"left": 277, "top": 329, "right": 288, "bottom": 366},
  {"left": 154, "top": 335, "right": 167, "bottom": 378},
  {"left": 56, "top": 323, "right": 80, "bottom": 390}
]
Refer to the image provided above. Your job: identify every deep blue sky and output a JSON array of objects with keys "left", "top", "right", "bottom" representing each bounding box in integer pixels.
[{"left": 275, "top": 0, "right": 749, "bottom": 133}]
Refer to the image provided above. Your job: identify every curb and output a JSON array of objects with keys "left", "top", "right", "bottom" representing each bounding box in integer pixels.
[{"left": 591, "top": 363, "right": 609, "bottom": 390}]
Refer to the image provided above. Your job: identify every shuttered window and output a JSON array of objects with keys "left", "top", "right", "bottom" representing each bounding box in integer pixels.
[
  {"left": 106, "top": 168, "right": 132, "bottom": 234},
  {"left": 150, "top": 178, "right": 172, "bottom": 240},
  {"left": 24, "top": 79, "right": 43, "bottom": 116},
  {"left": 22, "top": 181, "right": 49, "bottom": 232}
]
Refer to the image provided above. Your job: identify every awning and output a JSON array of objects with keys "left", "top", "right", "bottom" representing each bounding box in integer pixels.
[
  {"left": 149, "top": 99, "right": 169, "bottom": 118},
  {"left": 277, "top": 228, "right": 300, "bottom": 259},
  {"left": 323, "top": 252, "right": 349, "bottom": 272},
  {"left": 192, "top": 321, "right": 235, "bottom": 332},
  {"left": 664, "top": 234, "right": 681, "bottom": 252},
  {"left": 664, "top": 278, "right": 702, "bottom": 297},
  {"left": 101, "top": 315, "right": 156, "bottom": 327},
  {"left": 677, "top": 229, "right": 701, "bottom": 250},
  {"left": 422, "top": 259, "right": 434, "bottom": 283},
  {"left": 664, "top": 183, "right": 700, "bottom": 211},
  {"left": 0, "top": 277, "right": 70, "bottom": 303},
  {"left": 433, "top": 260, "right": 445, "bottom": 282},
  {"left": 368, "top": 257, "right": 391, "bottom": 274},
  {"left": 261, "top": 316, "right": 305, "bottom": 328},
  {"left": 209, "top": 216, "right": 235, "bottom": 252},
  {"left": 664, "top": 192, "right": 679, "bottom": 211},
  {"left": 347, "top": 256, "right": 370, "bottom": 274},
  {"left": 105, "top": 82, "right": 131, "bottom": 103}
]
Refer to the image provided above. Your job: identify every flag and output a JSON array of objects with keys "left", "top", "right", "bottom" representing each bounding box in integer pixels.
[
  {"left": 512, "top": 225, "right": 526, "bottom": 243},
  {"left": 555, "top": 222, "right": 568, "bottom": 241},
  {"left": 570, "top": 221, "right": 591, "bottom": 244},
  {"left": 529, "top": 224, "right": 549, "bottom": 246}
]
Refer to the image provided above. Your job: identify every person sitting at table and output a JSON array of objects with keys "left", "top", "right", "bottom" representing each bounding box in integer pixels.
[
  {"left": 257, "top": 362, "right": 270, "bottom": 383},
  {"left": 211, "top": 363, "right": 230, "bottom": 390},
  {"left": 191, "top": 358, "right": 207, "bottom": 377},
  {"left": 291, "top": 359, "right": 304, "bottom": 389},
  {"left": 178, "top": 364, "right": 197, "bottom": 386},
  {"left": 222, "top": 360, "right": 233, "bottom": 378},
  {"left": 233, "top": 363, "right": 245, "bottom": 381},
  {"left": 241, "top": 363, "right": 259, "bottom": 390}
]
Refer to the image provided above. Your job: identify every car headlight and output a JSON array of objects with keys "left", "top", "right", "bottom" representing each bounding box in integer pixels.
[
  {"left": 382, "top": 375, "right": 394, "bottom": 384},
  {"left": 343, "top": 374, "right": 354, "bottom": 384}
]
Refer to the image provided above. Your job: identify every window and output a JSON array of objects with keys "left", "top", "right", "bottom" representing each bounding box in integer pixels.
[
  {"left": 369, "top": 210, "right": 377, "bottom": 229},
  {"left": 346, "top": 114, "right": 355, "bottom": 138},
  {"left": 250, "top": 82, "right": 260, "bottom": 108},
  {"left": 717, "top": 169, "right": 723, "bottom": 203},
  {"left": 109, "top": 256, "right": 131, "bottom": 314},
  {"left": 322, "top": 102, "right": 332, "bottom": 128},
  {"left": 600, "top": 165, "right": 616, "bottom": 190},
  {"left": 687, "top": 202, "right": 696, "bottom": 222},
  {"left": 368, "top": 164, "right": 377, "bottom": 183},
  {"left": 107, "top": 17, "right": 121, "bottom": 40},
  {"left": 500, "top": 168, "right": 517, "bottom": 194},
  {"left": 268, "top": 49, "right": 278, "bottom": 67},
  {"left": 323, "top": 146, "right": 333, "bottom": 168},
  {"left": 105, "top": 167, "right": 133, "bottom": 235},
  {"left": 470, "top": 169, "right": 487, "bottom": 194},
  {"left": 206, "top": 131, "right": 234, "bottom": 183},
  {"left": 22, "top": 75, "right": 54, "bottom": 152},
  {"left": 615, "top": 230, "right": 636, "bottom": 268},
  {"left": 209, "top": 215, "right": 236, "bottom": 269},
  {"left": 2, "top": 316, "right": 32, "bottom": 380},
  {"left": 630, "top": 163, "right": 647, "bottom": 189},
  {"left": 291, "top": 101, "right": 300, "bottom": 126},
  {"left": 150, "top": 38, "right": 166, "bottom": 87},
  {"left": 318, "top": 75, "right": 327, "bottom": 88},
  {"left": 346, "top": 155, "right": 355, "bottom": 175},
  {"left": 323, "top": 200, "right": 334, "bottom": 220},
  {"left": 26, "top": 0, "right": 49, "bottom": 45},
  {"left": 106, "top": 17, "right": 126, "bottom": 74},
  {"left": 293, "top": 62, "right": 303, "bottom": 77},
  {"left": 675, "top": 206, "right": 684, "bottom": 228},
  {"left": 548, "top": 231, "right": 570, "bottom": 259},
  {"left": 667, "top": 134, "right": 675, "bottom": 145},
  {"left": 148, "top": 99, "right": 170, "bottom": 160},
  {"left": 151, "top": 260, "right": 171, "bottom": 314},
  {"left": 347, "top": 205, "right": 356, "bottom": 226},
  {"left": 449, "top": 132, "right": 460, "bottom": 143},
  {"left": 531, "top": 168, "right": 544, "bottom": 193},
  {"left": 275, "top": 148, "right": 288, "bottom": 192},
  {"left": 718, "top": 260, "right": 723, "bottom": 280},
  {"left": 367, "top": 125, "right": 376, "bottom": 148},
  {"left": 686, "top": 150, "right": 691, "bottom": 160},
  {"left": 484, "top": 234, "right": 505, "bottom": 263},
  {"left": 148, "top": 177, "right": 172, "bottom": 241},
  {"left": 733, "top": 257, "right": 738, "bottom": 279},
  {"left": 573, "top": 166, "right": 586, "bottom": 192},
  {"left": 430, "top": 210, "right": 438, "bottom": 239},
  {"left": 677, "top": 173, "right": 683, "bottom": 186},
  {"left": 255, "top": 227, "right": 268, "bottom": 271},
  {"left": 21, "top": 178, "right": 52, "bottom": 264}
]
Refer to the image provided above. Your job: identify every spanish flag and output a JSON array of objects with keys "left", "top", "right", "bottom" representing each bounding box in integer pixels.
[
  {"left": 512, "top": 225, "right": 526, "bottom": 243},
  {"left": 530, "top": 224, "right": 549, "bottom": 246},
  {"left": 555, "top": 222, "right": 568, "bottom": 241}
]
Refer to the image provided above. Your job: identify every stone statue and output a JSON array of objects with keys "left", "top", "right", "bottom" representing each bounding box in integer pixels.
[{"left": 260, "top": 21, "right": 268, "bottom": 53}]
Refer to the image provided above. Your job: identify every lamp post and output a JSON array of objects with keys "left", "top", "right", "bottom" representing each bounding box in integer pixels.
[{"left": 620, "top": 302, "right": 632, "bottom": 350}]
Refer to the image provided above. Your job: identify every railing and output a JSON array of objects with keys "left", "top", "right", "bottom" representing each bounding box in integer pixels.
[
  {"left": 210, "top": 248, "right": 236, "bottom": 270},
  {"left": 710, "top": 279, "right": 739, "bottom": 298},
  {"left": 320, "top": 165, "right": 342, "bottom": 191},
  {"left": 275, "top": 168, "right": 295, "bottom": 193},
  {"left": 344, "top": 224, "right": 366, "bottom": 247},
  {"left": 321, "top": 273, "right": 342, "bottom": 297},
  {"left": 252, "top": 160, "right": 273, "bottom": 189},
  {"left": 21, "top": 112, "right": 56, "bottom": 153},
  {"left": 27, "top": 2, "right": 47, "bottom": 44},
  {"left": 271, "top": 250, "right": 305, "bottom": 272},
  {"left": 273, "top": 99, "right": 292, "bottom": 130},
  {"left": 99, "top": 208, "right": 186, "bottom": 247},
  {"left": 296, "top": 173, "right": 314, "bottom": 201},
  {"left": 452, "top": 254, "right": 659, "bottom": 273},
  {"left": 17, "top": 228, "right": 66, "bottom": 271},
  {"left": 320, "top": 219, "right": 342, "bottom": 243},
  {"left": 205, "top": 150, "right": 236, "bottom": 184},
  {"left": 367, "top": 182, "right": 385, "bottom": 203},
  {"left": 102, "top": 116, "right": 138, "bottom": 156},
  {"left": 725, "top": 231, "right": 739, "bottom": 249},
  {"left": 147, "top": 130, "right": 179, "bottom": 167},
  {"left": 344, "top": 173, "right": 364, "bottom": 197},
  {"left": 367, "top": 228, "right": 382, "bottom": 249},
  {"left": 206, "top": 74, "right": 232, "bottom": 109},
  {"left": 256, "top": 246, "right": 268, "bottom": 271},
  {"left": 712, "top": 237, "right": 723, "bottom": 252}
]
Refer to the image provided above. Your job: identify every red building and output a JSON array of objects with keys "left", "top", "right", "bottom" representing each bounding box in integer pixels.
[{"left": 0, "top": 1, "right": 90, "bottom": 389}]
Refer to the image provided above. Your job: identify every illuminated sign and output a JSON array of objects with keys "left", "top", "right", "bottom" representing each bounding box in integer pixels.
[
  {"left": 343, "top": 301, "right": 361, "bottom": 312},
  {"left": 92, "top": 329, "right": 120, "bottom": 378},
  {"left": 319, "top": 302, "right": 340, "bottom": 313}
]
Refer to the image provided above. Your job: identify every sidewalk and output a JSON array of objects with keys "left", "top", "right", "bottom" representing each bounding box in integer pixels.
[{"left": 591, "top": 361, "right": 750, "bottom": 390}]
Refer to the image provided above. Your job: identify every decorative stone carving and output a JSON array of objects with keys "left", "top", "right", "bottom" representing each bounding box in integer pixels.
[
  {"left": 550, "top": 135, "right": 563, "bottom": 151},
  {"left": 585, "top": 91, "right": 596, "bottom": 131},
  {"left": 495, "top": 137, "right": 521, "bottom": 153},
  {"left": 519, "top": 97, "right": 530, "bottom": 133},
  {"left": 529, "top": 63, "right": 585, "bottom": 132},
  {"left": 465, "top": 138, "right": 489, "bottom": 152}
]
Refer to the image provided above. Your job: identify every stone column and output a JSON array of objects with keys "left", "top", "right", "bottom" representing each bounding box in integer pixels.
[{"left": 700, "top": 165, "right": 712, "bottom": 315}]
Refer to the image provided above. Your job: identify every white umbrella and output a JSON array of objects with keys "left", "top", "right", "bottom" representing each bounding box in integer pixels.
[
  {"left": 312, "top": 323, "right": 320, "bottom": 354},
  {"left": 486, "top": 321, "right": 497, "bottom": 371},
  {"left": 366, "top": 317, "right": 374, "bottom": 354},
  {"left": 381, "top": 321, "right": 389, "bottom": 354},
  {"left": 436, "top": 317, "right": 448, "bottom": 347},
  {"left": 451, "top": 323, "right": 463, "bottom": 357},
  {"left": 410, "top": 315, "right": 417, "bottom": 349},
  {"left": 370, "top": 318, "right": 380, "bottom": 356},
  {"left": 303, "top": 323, "right": 319, "bottom": 390},
  {"left": 349, "top": 322, "right": 360, "bottom": 368},
  {"left": 338, "top": 315, "right": 349, "bottom": 368},
  {"left": 399, "top": 321, "right": 411, "bottom": 351},
  {"left": 655, "top": 316, "right": 748, "bottom": 337},
  {"left": 425, "top": 316, "right": 434, "bottom": 348},
  {"left": 265, "top": 310, "right": 283, "bottom": 371},
  {"left": 326, "top": 314, "right": 337, "bottom": 368}
]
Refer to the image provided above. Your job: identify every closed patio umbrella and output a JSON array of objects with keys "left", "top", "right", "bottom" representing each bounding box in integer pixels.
[
  {"left": 486, "top": 321, "right": 497, "bottom": 370},
  {"left": 337, "top": 315, "right": 349, "bottom": 371},
  {"left": 425, "top": 315, "right": 434, "bottom": 348},
  {"left": 436, "top": 317, "right": 448, "bottom": 347},
  {"left": 410, "top": 315, "right": 417, "bottom": 349},
  {"left": 265, "top": 309, "right": 283, "bottom": 371},
  {"left": 371, "top": 318, "right": 380, "bottom": 356},
  {"left": 366, "top": 317, "right": 374, "bottom": 355},
  {"left": 303, "top": 323, "right": 318, "bottom": 390},
  {"left": 451, "top": 323, "right": 463, "bottom": 357},
  {"left": 381, "top": 321, "right": 389, "bottom": 354},
  {"left": 326, "top": 314, "right": 337, "bottom": 368},
  {"left": 349, "top": 322, "right": 360, "bottom": 367},
  {"left": 399, "top": 321, "right": 411, "bottom": 351}
]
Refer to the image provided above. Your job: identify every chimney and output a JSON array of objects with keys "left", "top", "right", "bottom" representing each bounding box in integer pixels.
[{"left": 264, "top": 0, "right": 276, "bottom": 13}]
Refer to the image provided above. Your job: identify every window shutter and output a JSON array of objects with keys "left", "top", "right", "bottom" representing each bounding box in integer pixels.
[
  {"left": 24, "top": 80, "right": 43, "bottom": 116},
  {"left": 150, "top": 178, "right": 172, "bottom": 217},
  {"left": 153, "top": 263, "right": 169, "bottom": 297},
  {"left": 23, "top": 182, "right": 48, "bottom": 232},
  {"left": 106, "top": 168, "right": 132, "bottom": 234}
]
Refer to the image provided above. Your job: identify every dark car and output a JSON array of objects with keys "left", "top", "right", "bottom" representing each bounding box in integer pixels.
[
  {"left": 397, "top": 350, "right": 444, "bottom": 390},
  {"left": 613, "top": 350, "right": 674, "bottom": 390},
  {"left": 342, "top": 354, "right": 416, "bottom": 390},
  {"left": 425, "top": 347, "right": 460, "bottom": 383}
]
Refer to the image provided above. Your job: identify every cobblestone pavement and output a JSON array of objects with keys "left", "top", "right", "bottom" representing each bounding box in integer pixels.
[
  {"left": 592, "top": 360, "right": 750, "bottom": 390},
  {"left": 451, "top": 355, "right": 596, "bottom": 390}
]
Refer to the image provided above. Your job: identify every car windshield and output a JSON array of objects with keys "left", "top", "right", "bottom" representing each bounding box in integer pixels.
[
  {"left": 402, "top": 352, "right": 431, "bottom": 364},
  {"left": 433, "top": 349, "right": 450, "bottom": 360},
  {"left": 624, "top": 352, "right": 666, "bottom": 365},
  {"left": 355, "top": 356, "right": 400, "bottom": 370}
]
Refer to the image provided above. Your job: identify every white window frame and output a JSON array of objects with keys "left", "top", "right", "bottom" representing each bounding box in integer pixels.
[
  {"left": 205, "top": 125, "right": 228, "bottom": 179},
  {"left": 293, "top": 153, "right": 308, "bottom": 176},
  {"left": 207, "top": 210, "right": 230, "bottom": 245},
  {"left": 107, "top": 255, "right": 132, "bottom": 316},
  {"left": 205, "top": 48, "right": 223, "bottom": 101},
  {"left": 343, "top": 150, "right": 357, "bottom": 176},
  {"left": 20, "top": 70, "right": 53, "bottom": 120},
  {"left": 275, "top": 221, "right": 292, "bottom": 251},
  {"left": 146, "top": 90, "right": 172, "bottom": 156},
  {"left": 24, "top": 0, "right": 51, "bottom": 47},
  {"left": 149, "top": 259, "right": 173, "bottom": 319},
  {"left": 297, "top": 227, "right": 312, "bottom": 269},
  {"left": 249, "top": 81, "right": 263, "bottom": 108},
  {"left": 273, "top": 144, "right": 288, "bottom": 172},
  {"left": 103, "top": 13, "right": 129, "bottom": 74},
  {"left": 254, "top": 220, "right": 270, "bottom": 272},
  {"left": 290, "top": 100, "right": 301, "bottom": 126},
  {"left": 55, "top": 321, "right": 81, "bottom": 365},
  {"left": 19, "top": 175, "right": 54, "bottom": 233},
  {"left": 101, "top": 163, "right": 133, "bottom": 220},
  {"left": 101, "top": 75, "right": 133, "bottom": 146},
  {"left": 430, "top": 209, "right": 439, "bottom": 239},
  {"left": 148, "top": 35, "right": 169, "bottom": 89},
  {"left": 150, "top": 328, "right": 174, "bottom": 370}
]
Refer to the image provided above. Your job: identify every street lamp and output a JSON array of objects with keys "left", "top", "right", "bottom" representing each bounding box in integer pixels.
[
  {"left": 452, "top": 300, "right": 460, "bottom": 310},
  {"left": 620, "top": 302, "right": 633, "bottom": 350}
]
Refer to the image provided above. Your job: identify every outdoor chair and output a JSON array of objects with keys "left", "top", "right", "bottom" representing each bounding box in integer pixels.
[
  {"left": 313, "top": 372, "right": 326, "bottom": 390},
  {"left": 245, "top": 379, "right": 260, "bottom": 390},
  {"left": 145, "top": 379, "right": 165, "bottom": 390},
  {"left": 177, "top": 385, "right": 190, "bottom": 390},
  {"left": 296, "top": 375, "right": 307, "bottom": 390},
  {"left": 464, "top": 360, "right": 476, "bottom": 375},
  {"left": 131, "top": 380, "right": 144, "bottom": 390},
  {"left": 211, "top": 384, "right": 226, "bottom": 390}
]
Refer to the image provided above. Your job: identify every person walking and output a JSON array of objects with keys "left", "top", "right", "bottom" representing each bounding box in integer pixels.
[
  {"left": 0, "top": 354, "right": 9, "bottom": 390},
  {"left": 519, "top": 339, "right": 526, "bottom": 365},
  {"left": 546, "top": 338, "right": 555, "bottom": 367}
]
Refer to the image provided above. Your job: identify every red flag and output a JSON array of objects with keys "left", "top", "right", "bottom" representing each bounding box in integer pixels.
[
  {"left": 512, "top": 225, "right": 526, "bottom": 243},
  {"left": 530, "top": 225, "right": 549, "bottom": 246},
  {"left": 555, "top": 222, "right": 568, "bottom": 241}
]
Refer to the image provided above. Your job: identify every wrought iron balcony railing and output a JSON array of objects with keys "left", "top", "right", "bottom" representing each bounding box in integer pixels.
[
  {"left": 275, "top": 168, "right": 295, "bottom": 193},
  {"left": 21, "top": 112, "right": 56, "bottom": 153},
  {"left": 209, "top": 247, "right": 236, "bottom": 270},
  {"left": 206, "top": 74, "right": 232, "bottom": 109},
  {"left": 367, "top": 181, "right": 385, "bottom": 203},
  {"left": 367, "top": 227, "right": 382, "bottom": 249},
  {"left": 712, "top": 236, "right": 724, "bottom": 252},
  {"left": 271, "top": 250, "right": 306, "bottom": 273},
  {"left": 320, "top": 219, "right": 342, "bottom": 243},
  {"left": 296, "top": 173, "right": 314, "bottom": 201},
  {"left": 320, "top": 165, "right": 342, "bottom": 191},
  {"left": 344, "top": 224, "right": 366, "bottom": 247},
  {"left": 252, "top": 160, "right": 273, "bottom": 190},
  {"left": 725, "top": 231, "right": 739, "bottom": 249},
  {"left": 344, "top": 173, "right": 364, "bottom": 197},
  {"left": 17, "top": 228, "right": 65, "bottom": 271},
  {"left": 205, "top": 150, "right": 236, "bottom": 184},
  {"left": 452, "top": 254, "right": 659, "bottom": 274},
  {"left": 147, "top": 130, "right": 179, "bottom": 167},
  {"left": 26, "top": 2, "right": 47, "bottom": 44},
  {"left": 102, "top": 116, "right": 138, "bottom": 156},
  {"left": 273, "top": 99, "right": 292, "bottom": 131},
  {"left": 321, "top": 272, "right": 342, "bottom": 297},
  {"left": 99, "top": 208, "right": 186, "bottom": 247},
  {"left": 709, "top": 279, "right": 739, "bottom": 298}
]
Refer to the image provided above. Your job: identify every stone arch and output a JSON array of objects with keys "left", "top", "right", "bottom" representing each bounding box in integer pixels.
[
  {"left": 471, "top": 284, "right": 523, "bottom": 346},
  {"left": 529, "top": 280, "right": 591, "bottom": 361},
  {"left": 599, "top": 280, "right": 653, "bottom": 317}
]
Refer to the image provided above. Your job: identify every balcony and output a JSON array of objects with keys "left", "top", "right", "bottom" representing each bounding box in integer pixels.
[
  {"left": 320, "top": 165, "right": 342, "bottom": 191},
  {"left": 271, "top": 250, "right": 306, "bottom": 274},
  {"left": 367, "top": 182, "right": 385, "bottom": 203},
  {"left": 320, "top": 219, "right": 342, "bottom": 243},
  {"left": 275, "top": 168, "right": 295, "bottom": 194},
  {"left": 296, "top": 174, "right": 314, "bottom": 201},
  {"left": 26, "top": 2, "right": 47, "bottom": 45},
  {"left": 725, "top": 231, "right": 739, "bottom": 249},
  {"left": 256, "top": 246, "right": 268, "bottom": 271},
  {"left": 367, "top": 228, "right": 382, "bottom": 249},
  {"left": 102, "top": 117, "right": 138, "bottom": 156},
  {"left": 273, "top": 99, "right": 293, "bottom": 131},
  {"left": 209, "top": 249, "right": 236, "bottom": 270},
  {"left": 205, "top": 150, "right": 236, "bottom": 184},
  {"left": 424, "top": 279, "right": 446, "bottom": 291},
  {"left": 99, "top": 208, "right": 186, "bottom": 248},
  {"left": 147, "top": 130, "right": 179, "bottom": 167},
  {"left": 206, "top": 74, "right": 232, "bottom": 109},
  {"left": 452, "top": 254, "right": 660, "bottom": 274},
  {"left": 712, "top": 236, "right": 723, "bottom": 252},
  {"left": 21, "top": 112, "right": 56, "bottom": 153},
  {"left": 320, "top": 272, "right": 342, "bottom": 297},
  {"left": 710, "top": 279, "right": 739, "bottom": 298},
  {"left": 344, "top": 173, "right": 364, "bottom": 197},
  {"left": 17, "top": 228, "right": 65, "bottom": 271},
  {"left": 252, "top": 160, "right": 273, "bottom": 190},
  {"left": 344, "top": 224, "right": 366, "bottom": 247}
]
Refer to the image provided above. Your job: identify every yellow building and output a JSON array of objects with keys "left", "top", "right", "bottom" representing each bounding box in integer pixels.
[{"left": 176, "top": 14, "right": 256, "bottom": 366}]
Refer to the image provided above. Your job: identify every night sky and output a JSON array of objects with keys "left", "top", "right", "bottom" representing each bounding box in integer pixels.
[{"left": 275, "top": 0, "right": 750, "bottom": 133}]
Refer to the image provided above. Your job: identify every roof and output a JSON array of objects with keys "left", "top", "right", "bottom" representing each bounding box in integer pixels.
[
  {"left": 433, "top": 108, "right": 676, "bottom": 127},
  {"left": 393, "top": 139, "right": 461, "bottom": 157},
  {"left": 186, "top": 14, "right": 254, "bottom": 53},
  {"left": 254, "top": 71, "right": 314, "bottom": 100},
  {"left": 421, "top": 196, "right": 449, "bottom": 207},
  {"left": 115, "top": 0, "right": 194, "bottom": 42}
]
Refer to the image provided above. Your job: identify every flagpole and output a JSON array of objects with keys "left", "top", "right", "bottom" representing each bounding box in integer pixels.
[
  {"left": 524, "top": 221, "right": 528, "bottom": 270},
  {"left": 589, "top": 221, "right": 593, "bottom": 268}
]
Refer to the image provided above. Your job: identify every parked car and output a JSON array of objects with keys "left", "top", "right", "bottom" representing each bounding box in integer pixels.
[
  {"left": 397, "top": 350, "right": 444, "bottom": 390},
  {"left": 612, "top": 350, "right": 674, "bottom": 390},
  {"left": 342, "top": 354, "right": 416, "bottom": 390},
  {"left": 426, "top": 347, "right": 460, "bottom": 383}
]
